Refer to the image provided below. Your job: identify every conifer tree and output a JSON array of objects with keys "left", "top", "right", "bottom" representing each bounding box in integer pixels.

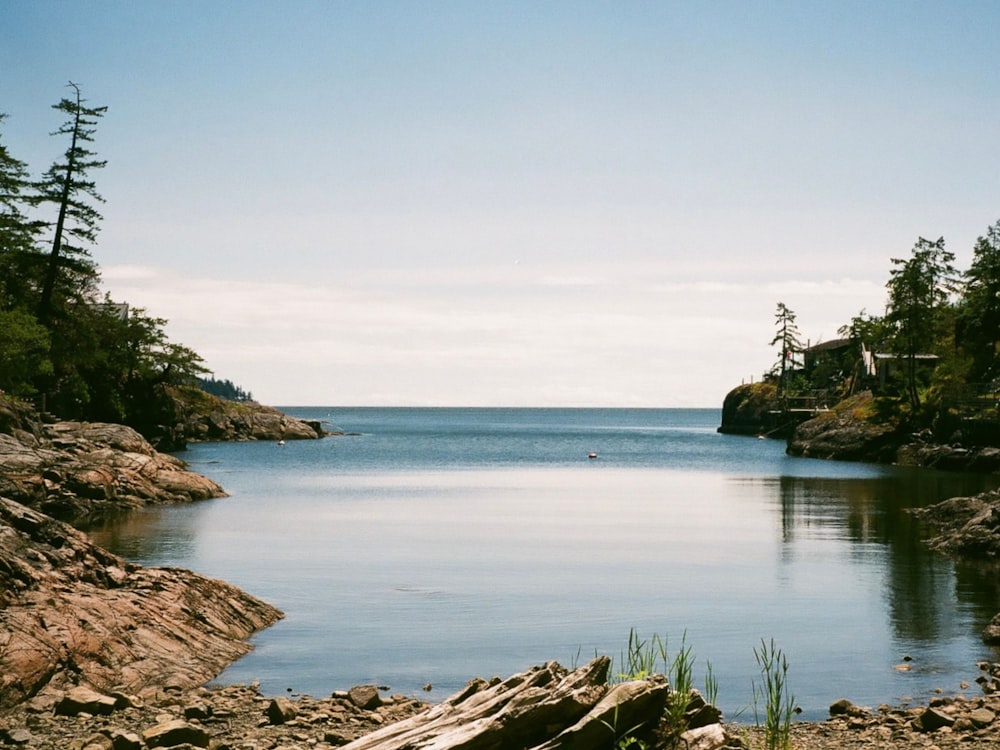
[
  {"left": 959, "top": 220, "right": 1000, "bottom": 382},
  {"left": 34, "top": 82, "right": 107, "bottom": 323},
  {"left": 0, "top": 113, "right": 41, "bottom": 310},
  {"left": 770, "top": 302, "right": 802, "bottom": 400},
  {"left": 885, "top": 237, "right": 957, "bottom": 407}
]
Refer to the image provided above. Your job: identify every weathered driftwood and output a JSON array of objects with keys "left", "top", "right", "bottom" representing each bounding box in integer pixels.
[{"left": 341, "top": 657, "right": 668, "bottom": 750}]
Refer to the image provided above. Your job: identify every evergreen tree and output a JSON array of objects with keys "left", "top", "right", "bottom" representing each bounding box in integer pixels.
[
  {"left": 34, "top": 82, "right": 106, "bottom": 323},
  {"left": 958, "top": 219, "right": 1000, "bottom": 382},
  {"left": 770, "top": 302, "right": 802, "bottom": 400},
  {"left": 0, "top": 113, "right": 42, "bottom": 311},
  {"left": 885, "top": 237, "right": 957, "bottom": 407}
]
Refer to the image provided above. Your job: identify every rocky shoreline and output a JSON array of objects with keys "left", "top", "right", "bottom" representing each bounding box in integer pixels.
[
  {"left": 719, "top": 384, "right": 1000, "bottom": 474},
  {"left": 6, "top": 656, "right": 1000, "bottom": 749},
  {"left": 0, "top": 391, "right": 298, "bottom": 717}
]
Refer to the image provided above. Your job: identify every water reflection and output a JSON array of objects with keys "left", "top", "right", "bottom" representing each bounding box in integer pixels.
[
  {"left": 88, "top": 503, "right": 204, "bottom": 565},
  {"left": 771, "top": 472, "right": 1000, "bottom": 646}
]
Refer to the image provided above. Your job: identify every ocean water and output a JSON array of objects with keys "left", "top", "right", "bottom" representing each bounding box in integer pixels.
[{"left": 90, "top": 407, "right": 1000, "bottom": 721}]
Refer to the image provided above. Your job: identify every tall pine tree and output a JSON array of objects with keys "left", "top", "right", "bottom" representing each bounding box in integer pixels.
[
  {"left": 34, "top": 82, "right": 107, "bottom": 323},
  {"left": 770, "top": 302, "right": 802, "bottom": 400}
]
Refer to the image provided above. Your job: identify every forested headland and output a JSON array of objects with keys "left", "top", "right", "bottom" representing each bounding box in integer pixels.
[
  {"left": 722, "top": 226, "right": 1000, "bottom": 465},
  {"left": 0, "top": 84, "right": 246, "bottom": 442}
]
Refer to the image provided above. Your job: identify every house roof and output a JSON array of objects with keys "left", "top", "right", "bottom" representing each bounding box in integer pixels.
[{"left": 803, "top": 338, "right": 851, "bottom": 353}]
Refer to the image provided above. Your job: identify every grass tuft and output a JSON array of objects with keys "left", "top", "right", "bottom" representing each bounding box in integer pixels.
[{"left": 751, "top": 638, "right": 795, "bottom": 750}]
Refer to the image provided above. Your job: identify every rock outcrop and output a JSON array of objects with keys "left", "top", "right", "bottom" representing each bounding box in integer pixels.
[
  {"left": 910, "top": 489, "right": 1000, "bottom": 647},
  {"left": 912, "top": 489, "right": 1000, "bottom": 561},
  {"left": 785, "top": 391, "right": 905, "bottom": 462},
  {"left": 0, "top": 495, "right": 283, "bottom": 710},
  {"left": 0, "top": 393, "right": 225, "bottom": 524},
  {"left": 717, "top": 382, "right": 780, "bottom": 436},
  {"left": 149, "top": 385, "right": 330, "bottom": 450},
  {"left": 895, "top": 442, "right": 1000, "bottom": 473}
]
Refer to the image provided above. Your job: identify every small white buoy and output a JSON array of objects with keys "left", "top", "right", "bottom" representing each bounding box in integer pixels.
[
  {"left": 277, "top": 439, "right": 286, "bottom": 446},
  {"left": 587, "top": 452, "right": 598, "bottom": 459}
]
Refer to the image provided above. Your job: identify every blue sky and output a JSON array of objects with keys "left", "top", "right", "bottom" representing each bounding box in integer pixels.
[{"left": 3, "top": 1, "right": 999, "bottom": 406}]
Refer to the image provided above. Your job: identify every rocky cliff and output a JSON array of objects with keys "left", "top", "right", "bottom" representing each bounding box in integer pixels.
[{"left": 0, "top": 495, "right": 282, "bottom": 710}]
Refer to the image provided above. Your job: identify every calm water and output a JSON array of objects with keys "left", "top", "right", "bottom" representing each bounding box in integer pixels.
[{"left": 90, "top": 407, "right": 1000, "bottom": 721}]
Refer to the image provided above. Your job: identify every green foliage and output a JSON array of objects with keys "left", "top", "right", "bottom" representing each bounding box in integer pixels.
[
  {"left": 663, "top": 632, "right": 695, "bottom": 739},
  {"left": 608, "top": 630, "right": 713, "bottom": 746},
  {"left": 0, "top": 309, "right": 52, "bottom": 397},
  {"left": 884, "top": 237, "right": 957, "bottom": 408},
  {"left": 603, "top": 631, "right": 801, "bottom": 750},
  {"left": 703, "top": 660, "right": 719, "bottom": 707},
  {"left": 199, "top": 376, "right": 254, "bottom": 402},
  {"left": 0, "top": 114, "right": 42, "bottom": 312},
  {"left": 751, "top": 639, "right": 795, "bottom": 750},
  {"left": 599, "top": 702, "right": 649, "bottom": 750},
  {"left": 783, "top": 224, "right": 1000, "bottom": 433},
  {"left": 0, "top": 87, "right": 217, "bottom": 432},
  {"left": 958, "top": 220, "right": 1000, "bottom": 382}
]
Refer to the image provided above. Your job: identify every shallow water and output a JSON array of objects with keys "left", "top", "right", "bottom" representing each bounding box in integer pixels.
[{"left": 90, "top": 407, "right": 1000, "bottom": 721}]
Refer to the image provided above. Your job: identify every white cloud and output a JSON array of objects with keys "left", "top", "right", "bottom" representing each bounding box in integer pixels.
[{"left": 101, "top": 263, "right": 881, "bottom": 407}]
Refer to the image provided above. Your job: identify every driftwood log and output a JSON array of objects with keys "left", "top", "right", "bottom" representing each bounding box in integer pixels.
[{"left": 341, "top": 657, "right": 669, "bottom": 750}]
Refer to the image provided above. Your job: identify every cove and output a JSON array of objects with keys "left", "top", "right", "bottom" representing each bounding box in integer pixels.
[{"left": 88, "top": 407, "right": 1000, "bottom": 721}]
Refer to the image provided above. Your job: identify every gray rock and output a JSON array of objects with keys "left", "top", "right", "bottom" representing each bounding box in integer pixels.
[
  {"left": 109, "top": 729, "right": 143, "bottom": 750},
  {"left": 0, "top": 495, "right": 282, "bottom": 710},
  {"left": 684, "top": 691, "right": 722, "bottom": 729},
  {"left": 3, "top": 727, "right": 34, "bottom": 746}
]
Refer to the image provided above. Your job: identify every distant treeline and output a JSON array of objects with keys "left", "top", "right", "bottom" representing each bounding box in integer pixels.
[{"left": 199, "top": 377, "right": 253, "bottom": 402}]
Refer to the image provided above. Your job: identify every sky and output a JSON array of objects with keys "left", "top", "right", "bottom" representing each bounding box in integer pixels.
[{"left": 2, "top": 1, "right": 999, "bottom": 407}]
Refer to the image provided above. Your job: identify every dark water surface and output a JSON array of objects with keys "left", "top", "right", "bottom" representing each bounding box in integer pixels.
[{"left": 90, "top": 408, "right": 1000, "bottom": 721}]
